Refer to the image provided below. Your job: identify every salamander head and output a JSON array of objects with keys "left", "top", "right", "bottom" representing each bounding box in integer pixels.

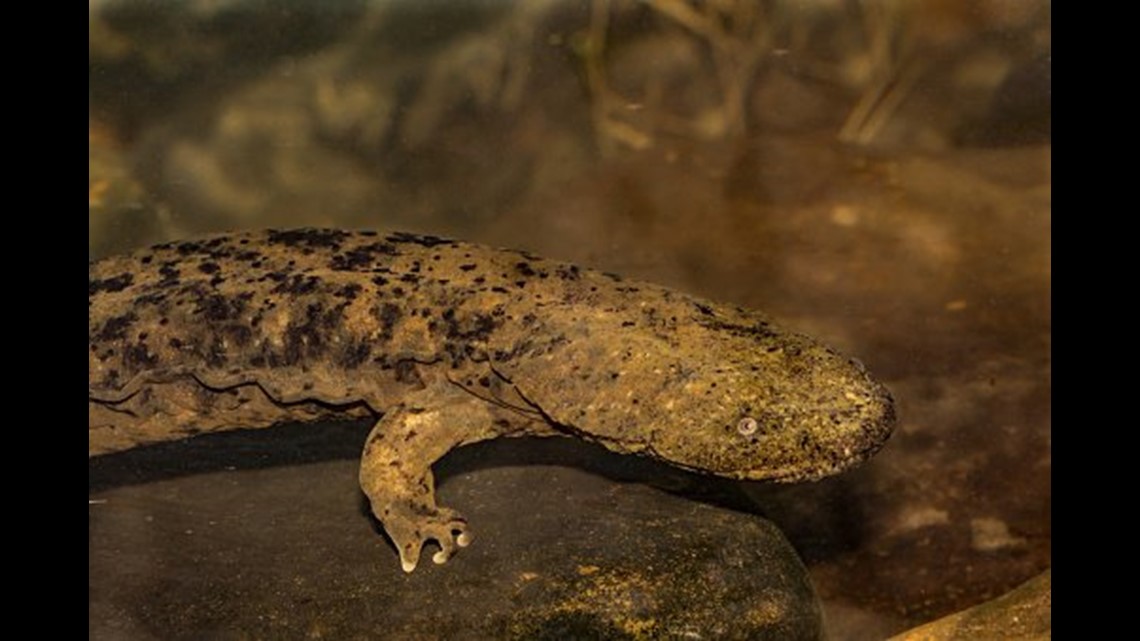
[
  {"left": 521, "top": 297, "right": 897, "bottom": 483},
  {"left": 640, "top": 327, "right": 896, "bottom": 482},
  {"left": 628, "top": 307, "right": 896, "bottom": 482},
  {"left": 506, "top": 289, "right": 895, "bottom": 482}
]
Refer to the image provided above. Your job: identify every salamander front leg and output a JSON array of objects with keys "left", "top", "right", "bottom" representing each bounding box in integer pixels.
[
  {"left": 363, "top": 464, "right": 471, "bottom": 573},
  {"left": 358, "top": 385, "right": 500, "bottom": 573}
]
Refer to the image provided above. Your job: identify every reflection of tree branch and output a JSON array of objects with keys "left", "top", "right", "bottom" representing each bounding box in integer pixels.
[
  {"left": 399, "top": 2, "right": 555, "bottom": 148},
  {"left": 644, "top": 0, "right": 717, "bottom": 41},
  {"left": 647, "top": 0, "right": 772, "bottom": 137},
  {"left": 582, "top": 0, "right": 772, "bottom": 148},
  {"left": 582, "top": 0, "right": 656, "bottom": 153},
  {"left": 591, "top": 0, "right": 972, "bottom": 148},
  {"left": 584, "top": 0, "right": 612, "bottom": 153}
]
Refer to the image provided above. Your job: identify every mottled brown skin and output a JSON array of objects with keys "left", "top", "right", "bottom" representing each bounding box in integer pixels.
[{"left": 89, "top": 228, "right": 895, "bottom": 572}]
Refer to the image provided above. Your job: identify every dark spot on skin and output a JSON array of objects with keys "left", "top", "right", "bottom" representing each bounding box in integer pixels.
[
  {"left": 198, "top": 262, "right": 220, "bottom": 274},
  {"left": 386, "top": 232, "right": 453, "bottom": 248},
  {"left": 556, "top": 265, "right": 580, "bottom": 280},
  {"left": 700, "top": 318, "right": 779, "bottom": 340},
  {"left": 174, "top": 241, "right": 203, "bottom": 256},
  {"left": 367, "top": 430, "right": 386, "bottom": 448},
  {"left": 89, "top": 273, "right": 133, "bottom": 295},
  {"left": 340, "top": 342, "right": 372, "bottom": 368},
  {"left": 169, "top": 338, "right": 183, "bottom": 349},
  {"left": 515, "top": 280, "right": 527, "bottom": 288},
  {"left": 516, "top": 262, "right": 536, "bottom": 277},
  {"left": 95, "top": 313, "right": 137, "bottom": 342},
  {"left": 280, "top": 303, "right": 342, "bottom": 365},
  {"left": 441, "top": 310, "right": 499, "bottom": 343},
  {"left": 334, "top": 283, "right": 362, "bottom": 300},
  {"left": 474, "top": 276, "right": 486, "bottom": 285},
  {"left": 372, "top": 276, "right": 389, "bottom": 286},
  {"left": 124, "top": 343, "right": 159, "bottom": 368},
  {"left": 272, "top": 274, "right": 322, "bottom": 295},
  {"left": 132, "top": 291, "right": 164, "bottom": 306},
  {"left": 140, "top": 255, "right": 153, "bottom": 265},
  {"left": 400, "top": 273, "right": 420, "bottom": 284},
  {"left": 268, "top": 228, "right": 350, "bottom": 250},
  {"left": 459, "top": 264, "right": 477, "bottom": 271},
  {"left": 512, "top": 249, "right": 542, "bottom": 261},
  {"left": 621, "top": 321, "right": 635, "bottom": 327},
  {"left": 378, "top": 303, "right": 402, "bottom": 341},
  {"left": 195, "top": 294, "right": 247, "bottom": 321},
  {"left": 158, "top": 262, "right": 180, "bottom": 283},
  {"left": 392, "top": 287, "right": 405, "bottom": 297},
  {"left": 329, "top": 242, "right": 399, "bottom": 271}
]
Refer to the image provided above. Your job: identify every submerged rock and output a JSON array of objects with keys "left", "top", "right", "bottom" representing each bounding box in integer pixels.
[
  {"left": 90, "top": 427, "right": 823, "bottom": 640},
  {"left": 888, "top": 569, "right": 1050, "bottom": 641}
]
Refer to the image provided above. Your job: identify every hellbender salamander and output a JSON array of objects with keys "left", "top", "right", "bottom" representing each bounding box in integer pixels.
[{"left": 89, "top": 228, "right": 895, "bottom": 572}]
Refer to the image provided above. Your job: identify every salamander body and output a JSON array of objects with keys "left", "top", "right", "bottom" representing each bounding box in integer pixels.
[{"left": 89, "top": 228, "right": 895, "bottom": 571}]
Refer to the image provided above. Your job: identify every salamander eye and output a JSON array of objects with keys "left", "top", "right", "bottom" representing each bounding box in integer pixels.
[{"left": 737, "top": 417, "right": 759, "bottom": 436}]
